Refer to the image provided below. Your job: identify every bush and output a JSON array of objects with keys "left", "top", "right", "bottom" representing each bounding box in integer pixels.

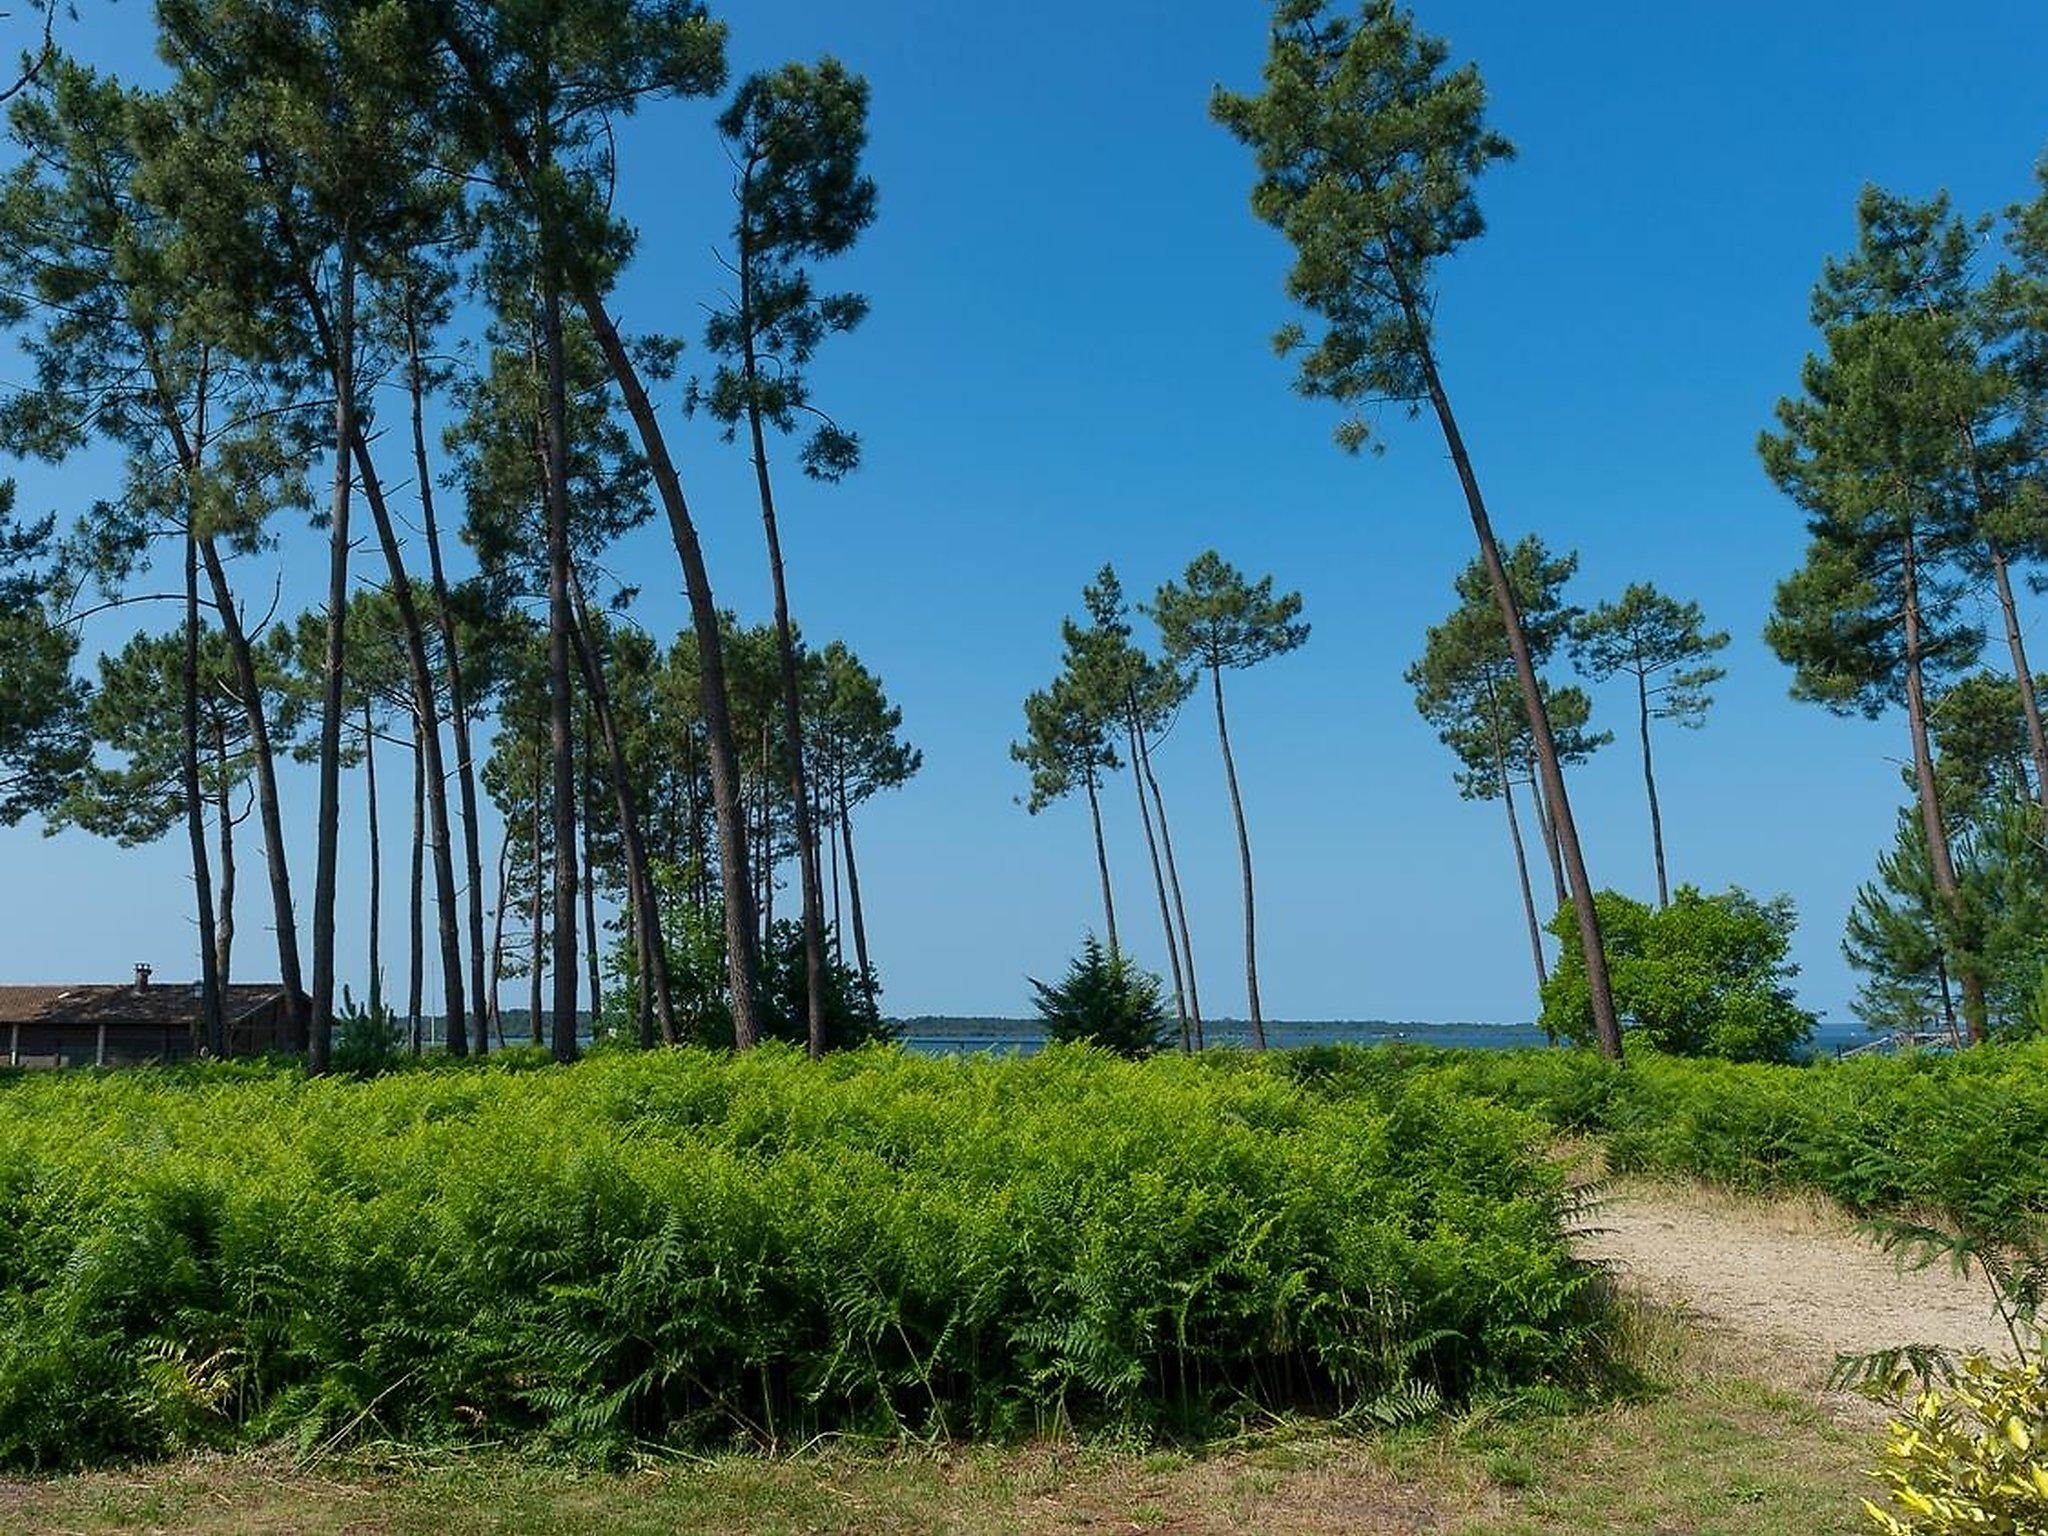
[
  {"left": 1861, "top": 1355, "right": 2048, "bottom": 1533},
  {"left": 1541, "top": 886, "right": 1816, "bottom": 1062},
  {"left": 1293, "top": 1040, "right": 2048, "bottom": 1236},
  {"left": 0, "top": 1045, "right": 1607, "bottom": 1467},
  {"left": 1030, "top": 935, "right": 1170, "bottom": 1057}
]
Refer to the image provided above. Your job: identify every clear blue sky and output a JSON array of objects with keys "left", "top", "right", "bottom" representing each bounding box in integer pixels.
[{"left": 5, "top": 0, "right": 2047, "bottom": 1023}]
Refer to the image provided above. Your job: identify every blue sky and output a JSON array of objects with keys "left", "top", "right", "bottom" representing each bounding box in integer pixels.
[{"left": 4, "top": 0, "right": 2048, "bottom": 1023}]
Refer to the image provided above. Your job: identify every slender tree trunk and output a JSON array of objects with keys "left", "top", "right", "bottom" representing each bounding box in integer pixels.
[
  {"left": 365, "top": 700, "right": 381, "bottom": 1018},
  {"left": 540, "top": 264, "right": 581, "bottom": 1063},
  {"left": 567, "top": 571, "right": 675, "bottom": 1044},
  {"left": 1484, "top": 674, "right": 1549, "bottom": 1005},
  {"left": 1531, "top": 772, "right": 1568, "bottom": 912},
  {"left": 839, "top": 787, "right": 874, "bottom": 992},
  {"left": 197, "top": 537, "right": 304, "bottom": 1047},
  {"left": 1902, "top": 527, "right": 1987, "bottom": 1044},
  {"left": 409, "top": 723, "right": 425, "bottom": 1055},
  {"left": 1636, "top": 668, "right": 1669, "bottom": 908},
  {"left": 1407, "top": 325, "right": 1622, "bottom": 1059},
  {"left": 1138, "top": 718, "right": 1203, "bottom": 1049},
  {"left": 131, "top": 320, "right": 300, "bottom": 1045},
  {"left": 1208, "top": 666, "right": 1266, "bottom": 1050},
  {"left": 1084, "top": 769, "right": 1118, "bottom": 955},
  {"left": 181, "top": 523, "right": 224, "bottom": 1059},
  {"left": 530, "top": 755, "right": 545, "bottom": 1047},
  {"left": 758, "top": 722, "right": 776, "bottom": 946},
  {"left": 1987, "top": 542, "right": 2048, "bottom": 818},
  {"left": 404, "top": 295, "right": 492, "bottom": 1060},
  {"left": 581, "top": 746, "right": 600, "bottom": 1029},
  {"left": 215, "top": 742, "right": 236, "bottom": 989},
  {"left": 1126, "top": 716, "right": 1189, "bottom": 1047},
  {"left": 308, "top": 239, "right": 356, "bottom": 1074},
  {"left": 487, "top": 813, "right": 512, "bottom": 1050},
  {"left": 1934, "top": 949, "right": 1962, "bottom": 1050},
  {"left": 737, "top": 259, "right": 830, "bottom": 1057}
]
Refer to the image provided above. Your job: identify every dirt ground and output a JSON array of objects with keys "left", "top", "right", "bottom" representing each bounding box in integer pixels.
[{"left": 1579, "top": 1176, "right": 2014, "bottom": 1373}]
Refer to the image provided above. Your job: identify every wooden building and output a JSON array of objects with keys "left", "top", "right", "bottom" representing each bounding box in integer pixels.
[{"left": 0, "top": 967, "right": 302, "bottom": 1067}]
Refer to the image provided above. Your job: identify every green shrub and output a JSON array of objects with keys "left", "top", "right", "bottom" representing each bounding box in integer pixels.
[
  {"left": 1541, "top": 887, "right": 1816, "bottom": 1062},
  {"left": 1860, "top": 1355, "right": 2048, "bottom": 1533},
  {"left": 1030, "top": 936, "right": 1171, "bottom": 1057},
  {"left": 0, "top": 1045, "right": 1607, "bottom": 1467},
  {"left": 1293, "top": 1040, "right": 2048, "bottom": 1235}
]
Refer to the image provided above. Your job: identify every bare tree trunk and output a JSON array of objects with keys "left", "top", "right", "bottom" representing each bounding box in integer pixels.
[
  {"left": 197, "top": 537, "right": 304, "bottom": 1048},
  {"left": 1988, "top": 542, "right": 2048, "bottom": 818},
  {"left": 403, "top": 294, "right": 492, "bottom": 1060},
  {"left": 738, "top": 254, "right": 830, "bottom": 1057},
  {"left": 1531, "top": 772, "right": 1568, "bottom": 912},
  {"left": 1406, "top": 324, "right": 1622, "bottom": 1059},
  {"left": 409, "top": 720, "right": 424, "bottom": 1054},
  {"left": 215, "top": 740, "right": 236, "bottom": 989},
  {"left": 1483, "top": 673, "right": 1549, "bottom": 1007},
  {"left": 133, "top": 320, "right": 299, "bottom": 1046},
  {"left": 1124, "top": 717, "right": 1187, "bottom": 1044},
  {"left": 487, "top": 813, "right": 512, "bottom": 1049},
  {"left": 839, "top": 786, "right": 874, "bottom": 993},
  {"left": 181, "top": 523, "right": 224, "bottom": 1059},
  {"left": 1208, "top": 666, "right": 1266, "bottom": 1050},
  {"left": 308, "top": 239, "right": 355, "bottom": 1074},
  {"left": 1137, "top": 717, "right": 1202, "bottom": 1050},
  {"left": 567, "top": 572, "right": 675, "bottom": 1044},
  {"left": 540, "top": 265, "right": 580, "bottom": 1065},
  {"left": 365, "top": 699, "right": 382, "bottom": 1018},
  {"left": 1902, "top": 527, "right": 1987, "bottom": 1044},
  {"left": 580, "top": 713, "right": 601, "bottom": 1026},
  {"left": 1084, "top": 769, "right": 1118, "bottom": 956},
  {"left": 530, "top": 754, "right": 545, "bottom": 1047},
  {"left": 1636, "top": 668, "right": 1669, "bottom": 909}
]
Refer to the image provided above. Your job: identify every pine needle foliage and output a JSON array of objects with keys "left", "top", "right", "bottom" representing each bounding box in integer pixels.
[{"left": 0, "top": 1046, "right": 1608, "bottom": 1467}]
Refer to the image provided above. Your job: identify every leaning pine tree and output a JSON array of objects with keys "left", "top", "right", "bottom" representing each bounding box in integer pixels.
[{"left": 1214, "top": 0, "right": 1623, "bottom": 1056}]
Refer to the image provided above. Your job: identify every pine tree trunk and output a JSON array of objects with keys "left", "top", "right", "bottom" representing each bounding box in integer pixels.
[
  {"left": 1901, "top": 527, "right": 1988, "bottom": 1044},
  {"left": 581, "top": 728, "right": 601, "bottom": 1028},
  {"left": 308, "top": 239, "right": 355, "bottom": 1074},
  {"left": 1138, "top": 717, "right": 1202, "bottom": 1050},
  {"left": 365, "top": 699, "right": 381, "bottom": 1019},
  {"left": 1208, "top": 665, "right": 1266, "bottom": 1050},
  {"left": 567, "top": 571, "right": 675, "bottom": 1045},
  {"left": 1084, "top": 769, "right": 1118, "bottom": 956},
  {"left": 132, "top": 313, "right": 298, "bottom": 1045},
  {"left": 540, "top": 265, "right": 581, "bottom": 1064},
  {"left": 1126, "top": 715, "right": 1189, "bottom": 1047},
  {"left": 487, "top": 814, "right": 512, "bottom": 1051},
  {"left": 1484, "top": 673, "right": 1549, "bottom": 1006},
  {"left": 530, "top": 760, "right": 545, "bottom": 1047},
  {"left": 1636, "top": 668, "right": 1669, "bottom": 908},
  {"left": 215, "top": 736, "right": 235, "bottom": 989},
  {"left": 738, "top": 247, "right": 831, "bottom": 1055},
  {"left": 838, "top": 768, "right": 874, "bottom": 997},
  {"left": 181, "top": 523, "right": 224, "bottom": 1059},
  {"left": 1532, "top": 773, "right": 1568, "bottom": 912},
  {"left": 404, "top": 295, "right": 491, "bottom": 1063},
  {"left": 199, "top": 539, "right": 304, "bottom": 1048},
  {"left": 1988, "top": 542, "right": 2048, "bottom": 818},
  {"left": 409, "top": 721, "right": 425, "bottom": 1054},
  {"left": 1406, "top": 324, "right": 1622, "bottom": 1059}
]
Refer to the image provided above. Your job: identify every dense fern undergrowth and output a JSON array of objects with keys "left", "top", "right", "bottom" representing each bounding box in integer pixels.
[
  {"left": 0, "top": 1045, "right": 1608, "bottom": 1469},
  {"left": 1294, "top": 1040, "right": 2048, "bottom": 1234}
]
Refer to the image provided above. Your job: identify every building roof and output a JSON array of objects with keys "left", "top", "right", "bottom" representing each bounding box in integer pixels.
[{"left": 0, "top": 983, "right": 294, "bottom": 1028}]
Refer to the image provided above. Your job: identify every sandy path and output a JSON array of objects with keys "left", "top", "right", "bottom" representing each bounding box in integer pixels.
[{"left": 1579, "top": 1178, "right": 2016, "bottom": 1372}]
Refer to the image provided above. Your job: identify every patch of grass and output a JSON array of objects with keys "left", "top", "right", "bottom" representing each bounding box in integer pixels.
[{"left": 0, "top": 1301, "right": 1876, "bottom": 1535}]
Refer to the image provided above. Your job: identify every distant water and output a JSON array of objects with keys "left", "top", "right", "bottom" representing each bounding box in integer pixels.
[{"left": 894, "top": 1016, "right": 1880, "bottom": 1059}]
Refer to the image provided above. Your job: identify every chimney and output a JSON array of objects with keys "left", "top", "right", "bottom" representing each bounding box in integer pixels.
[{"left": 133, "top": 963, "right": 152, "bottom": 993}]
